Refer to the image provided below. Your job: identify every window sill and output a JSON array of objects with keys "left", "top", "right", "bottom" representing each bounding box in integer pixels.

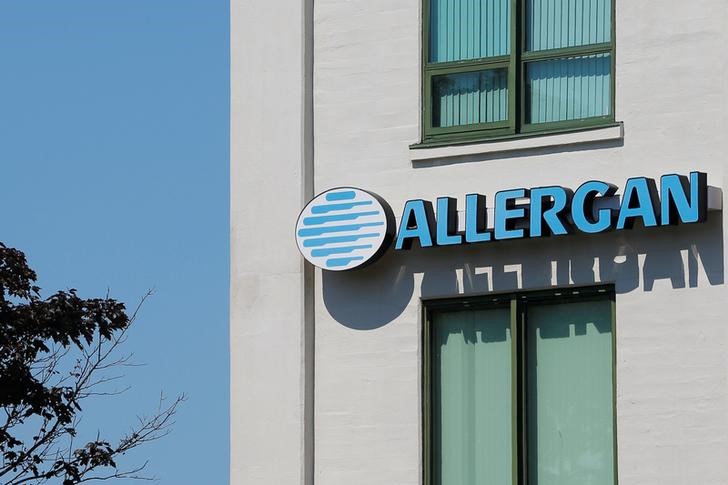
[{"left": 409, "top": 123, "right": 624, "bottom": 163}]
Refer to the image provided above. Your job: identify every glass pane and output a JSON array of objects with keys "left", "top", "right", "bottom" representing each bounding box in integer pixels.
[
  {"left": 527, "top": 300, "right": 615, "bottom": 485},
  {"left": 432, "top": 308, "right": 513, "bottom": 485},
  {"left": 526, "top": 53, "right": 610, "bottom": 124},
  {"left": 429, "top": 0, "right": 511, "bottom": 62},
  {"left": 526, "top": 0, "right": 611, "bottom": 51},
  {"left": 432, "top": 68, "right": 508, "bottom": 128}
]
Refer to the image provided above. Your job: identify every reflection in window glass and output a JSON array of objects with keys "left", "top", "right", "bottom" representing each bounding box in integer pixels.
[
  {"left": 432, "top": 69, "right": 508, "bottom": 128},
  {"left": 432, "top": 308, "right": 513, "bottom": 485},
  {"left": 527, "top": 300, "right": 615, "bottom": 485}
]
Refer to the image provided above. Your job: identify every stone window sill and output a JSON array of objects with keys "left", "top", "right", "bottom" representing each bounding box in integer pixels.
[{"left": 409, "top": 123, "right": 624, "bottom": 164}]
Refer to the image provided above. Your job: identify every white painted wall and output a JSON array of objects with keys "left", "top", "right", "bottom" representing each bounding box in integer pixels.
[
  {"left": 311, "top": 0, "right": 728, "bottom": 484},
  {"left": 232, "top": 0, "right": 728, "bottom": 483},
  {"left": 230, "top": 0, "right": 312, "bottom": 484}
]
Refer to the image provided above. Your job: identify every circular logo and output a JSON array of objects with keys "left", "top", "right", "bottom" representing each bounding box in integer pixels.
[{"left": 295, "top": 187, "right": 395, "bottom": 271}]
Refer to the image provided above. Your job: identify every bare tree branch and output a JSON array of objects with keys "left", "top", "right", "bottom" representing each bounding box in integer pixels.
[{"left": 0, "top": 261, "right": 182, "bottom": 485}]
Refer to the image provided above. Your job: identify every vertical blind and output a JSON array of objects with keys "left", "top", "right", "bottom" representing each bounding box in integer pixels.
[
  {"left": 432, "top": 68, "right": 508, "bottom": 127},
  {"left": 526, "top": 0, "right": 611, "bottom": 51},
  {"left": 427, "top": 0, "right": 613, "bottom": 130},
  {"left": 524, "top": 0, "right": 612, "bottom": 124},
  {"left": 432, "top": 308, "right": 513, "bottom": 485},
  {"left": 526, "top": 300, "right": 615, "bottom": 485},
  {"left": 429, "top": 0, "right": 511, "bottom": 62},
  {"left": 526, "top": 53, "right": 611, "bottom": 123},
  {"left": 431, "top": 297, "right": 615, "bottom": 485}
]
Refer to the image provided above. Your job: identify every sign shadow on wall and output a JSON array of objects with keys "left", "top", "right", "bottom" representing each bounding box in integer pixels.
[{"left": 322, "top": 212, "right": 724, "bottom": 330}]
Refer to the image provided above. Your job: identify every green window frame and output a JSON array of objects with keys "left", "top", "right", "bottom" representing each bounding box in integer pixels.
[
  {"left": 421, "top": 0, "right": 616, "bottom": 145},
  {"left": 423, "top": 285, "right": 617, "bottom": 485}
]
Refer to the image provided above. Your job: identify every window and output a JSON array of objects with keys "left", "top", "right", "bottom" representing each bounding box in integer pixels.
[
  {"left": 424, "top": 287, "right": 616, "bottom": 485},
  {"left": 422, "top": 0, "right": 615, "bottom": 144}
]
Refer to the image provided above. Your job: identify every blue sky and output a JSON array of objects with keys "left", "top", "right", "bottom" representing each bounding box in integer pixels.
[{"left": 0, "top": 1, "right": 229, "bottom": 483}]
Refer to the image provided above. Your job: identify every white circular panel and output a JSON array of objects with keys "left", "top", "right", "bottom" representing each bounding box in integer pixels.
[{"left": 295, "top": 187, "right": 394, "bottom": 271}]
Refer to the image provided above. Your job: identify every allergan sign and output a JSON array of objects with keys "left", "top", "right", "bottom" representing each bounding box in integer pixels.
[{"left": 295, "top": 172, "right": 710, "bottom": 271}]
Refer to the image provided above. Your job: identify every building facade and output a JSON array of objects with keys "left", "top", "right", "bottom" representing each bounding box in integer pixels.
[{"left": 231, "top": 0, "right": 728, "bottom": 484}]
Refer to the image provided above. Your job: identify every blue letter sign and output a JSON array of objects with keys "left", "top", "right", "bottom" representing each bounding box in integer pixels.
[{"left": 295, "top": 172, "right": 713, "bottom": 271}]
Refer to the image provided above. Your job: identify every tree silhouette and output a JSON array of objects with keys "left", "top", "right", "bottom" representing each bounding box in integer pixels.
[{"left": 0, "top": 243, "right": 184, "bottom": 484}]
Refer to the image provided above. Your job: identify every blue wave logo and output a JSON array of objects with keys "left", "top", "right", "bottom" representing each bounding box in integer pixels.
[{"left": 295, "top": 188, "right": 395, "bottom": 271}]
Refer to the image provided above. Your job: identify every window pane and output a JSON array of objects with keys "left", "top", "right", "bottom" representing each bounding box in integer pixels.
[
  {"left": 527, "top": 300, "right": 615, "bottom": 485},
  {"left": 429, "top": 0, "right": 511, "bottom": 62},
  {"left": 432, "top": 308, "right": 513, "bottom": 485},
  {"left": 526, "top": 0, "right": 611, "bottom": 51},
  {"left": 432, "top": 68, "right": 508, "bottom": 128},
  {"left": 525, "top": 53, "right": 610, "bottom": 124}
]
